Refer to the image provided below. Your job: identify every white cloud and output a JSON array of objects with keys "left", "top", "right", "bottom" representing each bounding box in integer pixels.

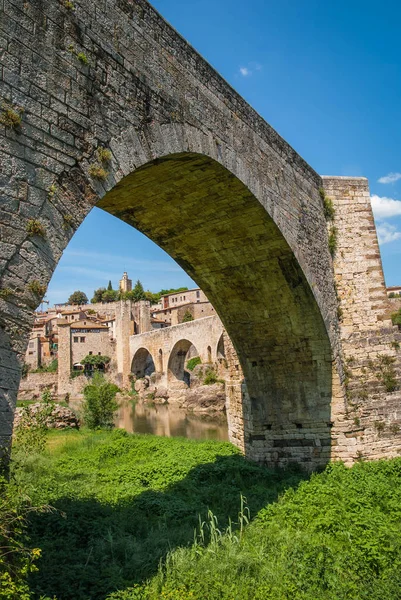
[
  {"left": 378, "top": 172, "right": 401, "bottom": 184},
  {"left": 370, "top": 195, "right": 401, "bottom": 219},
  {"left": 376, "top": 223, "right": 401, "bottom": 245},
  {"left": 238, "top": 63, "right": 262, "bottom": 77},
  {"left": 239, "top": 67, "right": 250, "bottom": 77}
]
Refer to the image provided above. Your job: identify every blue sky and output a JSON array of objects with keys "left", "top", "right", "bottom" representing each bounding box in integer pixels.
[{"left": 46, "top": 0, "right": 401, "bottom": 305}]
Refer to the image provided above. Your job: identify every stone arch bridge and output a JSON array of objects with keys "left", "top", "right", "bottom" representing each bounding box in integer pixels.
[
  {"left": 130, "top": 315, "right": 224, "bottom": 388},
  {"left": 1, "top": 0, "right": 401, "bottom": 470}
]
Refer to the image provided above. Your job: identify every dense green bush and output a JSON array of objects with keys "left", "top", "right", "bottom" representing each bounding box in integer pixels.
[
  {"left": 391, "top": 307, "right": 401, "bottom": 327},
  {"left": 186, "top": 357, "right": 201, "bottom": 371},
  {"left": 82, "top": 373, "right": 120, "bottom": 428},
  {"left": 31, "top": 359, "right": 58, "bottom": 374}
]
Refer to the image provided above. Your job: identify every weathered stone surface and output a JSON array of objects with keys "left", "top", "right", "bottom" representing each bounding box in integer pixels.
[{"left": 14, "top": 403, "right": 79, "bottom": 430}]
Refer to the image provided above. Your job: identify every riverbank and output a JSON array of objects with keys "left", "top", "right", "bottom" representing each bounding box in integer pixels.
[{"left": 10, "top": 430, "right": 401, "bottom": 599}]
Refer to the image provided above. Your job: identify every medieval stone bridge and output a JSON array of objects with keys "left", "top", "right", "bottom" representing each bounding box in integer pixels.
[
  {"left": 130, "top": 315, "right": 224, "bottom": 388},
  {"left": 1, "top": 0, "right": 401, "bottom": 470}
]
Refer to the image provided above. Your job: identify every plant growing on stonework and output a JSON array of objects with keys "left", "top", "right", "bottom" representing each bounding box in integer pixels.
[
  {"left": 203, "top": 368, "right": 223, "bottom": 386},
  {"left": 63, "top": 214, "right": 74, "bottom": 229},
  {"left": 391, "top": 308, "right": 401, "bottom": 327},
  {"left": 88, "top": 163, "right": 108, "bottom": 180},
  {"left": 64, "top": 0, "right": 75, "bottom": 10},
  {"left": 375, "top": 354, "right": 398, "bottom": 393},
  {"left": 26, "top": 218, "right": 46, "bottom": 237},
  {"left": 48, "top": 183, "right": 57, "bottom": 199},
  {"left": 0, "top": 102, "right": 23, "bottom": 129},
  {"left": 82, "top": 372, "right": 120, "bottom": 429},
  {"left": 81, "top": 354, "right": 111, "bottom": 370},
  {"left": 97, "top": 146, "right": 112, "bottom": 163},
  {"left": 187, "top": 356, "right": 201, "bottom": 371},
  {"left": 182, "top": 309, "right": 194, "bottom": 322},
  {"left": 0, "top": 287, "right": 12, "bottom": 300},
  {"left": 27, "top": 280, "right": 47, "bottom": 297},
  {"left": 328, "top": 226, "right": 338, "bottom": 257},
  {"left": 77, "top": 52, "right": 89, "bottom": 65}
]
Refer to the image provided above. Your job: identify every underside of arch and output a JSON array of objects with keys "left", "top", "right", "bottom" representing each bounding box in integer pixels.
[{"left": 99, "top": 152, "right": 333, "bottom": 463}]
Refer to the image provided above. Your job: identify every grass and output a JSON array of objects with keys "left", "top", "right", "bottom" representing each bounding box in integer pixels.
[{"left": 9, "top": 430, "right": 401, "bottom": 600}]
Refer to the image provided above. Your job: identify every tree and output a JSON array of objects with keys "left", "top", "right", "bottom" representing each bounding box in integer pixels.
[
  {"left": 82, "top": 373, "right": 120, "bottom": 429},
  {"left": 132, "top": 279, "right": 146, "bottom": 301},
  {"left": 182, "top": 310, "right": 194, "bottom": 322},
  {"left": 91, "top": 287, "right": 106, "bottom": 303},
  {"left": 102, "top": 289, "right": 118, "bottom": 303},
  {"left": 107, "top": 280, "right": 113, "bottom": 291},
  {"left": 68, "top": 290, "right": 88, "bottom": 305}
]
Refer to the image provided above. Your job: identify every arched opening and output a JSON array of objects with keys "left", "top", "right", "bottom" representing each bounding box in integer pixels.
[
  {"left": 168, "top": 339, "right": 201, "bottom": 387},
  {"left": 207, "top": 345, "right": 212, "bottom": 364},
  {"left": 4, "top": 150, "right": 335, "bottom": 467},
  {"left": 217, "top": 334, "right": 225, "bottom": 360},
  {"left": 131, "top": 348, "right": 156, "bottom": 379},
  {"left": 158, "top": 349, "right": 163, "bottom": 373}
]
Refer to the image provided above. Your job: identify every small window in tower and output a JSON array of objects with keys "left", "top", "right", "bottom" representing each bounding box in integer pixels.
[
  {"left": 73, "top": 337, "right": 79, "bottom": 343},
  {"left": 80, "top": 337, "right": 85, "bottom": 343}
]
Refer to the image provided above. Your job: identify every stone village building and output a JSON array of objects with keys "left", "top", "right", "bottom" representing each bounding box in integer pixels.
[{"left": 22, "top": 276, "right": 221, "bottom": 398}]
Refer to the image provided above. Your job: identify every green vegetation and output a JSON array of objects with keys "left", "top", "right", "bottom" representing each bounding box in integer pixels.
[
  {"left": 82, "top": 372, "right": 120, "bottom": 429},
  {"left": 391, "top": 307, "right": 401, "bottom": 327},
  {"left": 31, "top": 359, "right": 58, "bottom": 374},
  {"left": 62, "top": 214, "right": 74, "bottom": 229},
  {"left": 7, "top": 430, "right": 401, "bottom": 600},
  {"left": 13, "top": 389, "right": 55, "bottom": 459},
  {"left": 89, "top": 163, "right": 109, "bottom": 180},
  {"left": 182, "top": 310, "right": 194, "bottom": 322},
  {"left": 0, "top": 101, "right": 23, "bottom": 128},
  {"left": 77, "top": 52, "right": 89, "bottom": 65},
  {"left": 186, "top": 356, "right": 201, "bottom": 371},
  {"left": 203, "top": 368, "right": 223, "bottom": 385},
  {"left": 68, "top": 290, "right": 88, "bottom": 305},
  {"left": 26, "top": 219, "right": 46, "bottom": 237},
  {"left": 375, "top": 354, "right": 398, "bottom": 392},
  {"left": 48, "top": 183, "right": 57, "bottom": 199},
  {"left": 97, "top": 146, "right": 112, "bottom": 163},
  {"left": 328, "top": 225, "right": 338, "bottom": 257},
  {"left": 27, "top": 280, "right": 47, "bottom": 298},
  {"left": 81, "top": 354, "right": 111, "bottom": 369},
  {"left": 0, "top": 287, "right": 12, "bottom": 300},
  {"left": 64, "top": 0, "right": 75, "bottom": 9}
]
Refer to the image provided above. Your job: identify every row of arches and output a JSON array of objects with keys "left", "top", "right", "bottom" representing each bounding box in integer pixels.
[{"left": 131, "top": 334, "right": 226, "bottom": 385}]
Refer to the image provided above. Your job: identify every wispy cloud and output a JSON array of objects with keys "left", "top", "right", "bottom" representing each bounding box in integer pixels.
[
  {"left": 371, "top": 195, "right": 401, "bottom": 219},
  {"left": 378, "top": 172, "right": 401, "bottom": 184},
  {"left": 377, "top": 223, "right": 401, "bottom": 245},
  {"left": 239, "top": 66, "right": 251, "bottom": 77},
  {"left": 238, "top": 62, "right": 262, "bottom": 77}
]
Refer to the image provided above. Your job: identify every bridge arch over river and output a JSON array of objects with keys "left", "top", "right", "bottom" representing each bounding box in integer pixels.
[{"left": 1, "top": 0, "right": 399, "bottom": 470}]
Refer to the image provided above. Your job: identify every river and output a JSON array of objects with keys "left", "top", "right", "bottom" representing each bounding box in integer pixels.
[{"left": 115, "top": 401, "right": 229, "bottom": 441}]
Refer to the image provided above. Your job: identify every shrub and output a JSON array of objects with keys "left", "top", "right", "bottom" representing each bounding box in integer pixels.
[
  {"left": 375, "top": 354, "right": 398, "bottom": 392},
  {"left": 13, "top": 388, "right": 55, "bottom": 457},
  {"left": 182, "top": 310, "right": 194, "bottom": 322},
  {"left": 81, "top": 354, "right": 111, "bottom": 369},
  {"left": 27, "top": 280, "right": 47, "bottom": 297},
  {"left": 97, "top": 146, "right": 112, "bottom": 163},
  {"left": 186, "top": 356, "right": 201, "bottom": 371},
  {"left": 26, "top": 219, "right": 46, "bottom": 237},
  {"left": 391, "top": 308, "right": 401, "bottom": 327},
  {"left": 77, "top": 52, "right": 89, "bottom": 65},
  {"left": 0, "top": 477, "right": 44, "bottom": 599},
  {"left": 328, "top": 226, "right": 337, "bottom": 257},
  {"left": 89, "top": 164, "right": 108, "bottom": 180},
  {"left": 0, "top": 287, "right": 12, "bottom": 300},
  {"left": 0, "top": 102, "right": 23, "bottom": 129},
  {"left": 203, "top": 369, "right": 223, "bottom": 385},
  {"left": 82, "top": 372, "right": 120, "bottom": 429},
  {"left": 31, "top": 359, "right": 58, "bottom": 373}
]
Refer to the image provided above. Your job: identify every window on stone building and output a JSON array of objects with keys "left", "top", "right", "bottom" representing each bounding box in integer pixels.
[
  {"left": 73, "top": 337, "right": 79, "bottom": 343},
  {"left": 98, "top": 352, "right": 101, "bottom": 355},
  {"left": 89, "top": 351, "right": 93, "bottom": 355},
  {"left": 196, "top": 291, "right": 200, "bottom": 298},
  {"left": 29, "top": 342, "right": 34, "bottom": 348},
  {"left": 80, "top": 337, "right": 85, "bottom": 343}
]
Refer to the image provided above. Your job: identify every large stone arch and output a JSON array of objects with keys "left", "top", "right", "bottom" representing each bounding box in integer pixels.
[
  {"left": 131, "top": 347, "right": 156, "bottom": 379},
  {"left": 8, "top": 0, "right": 400, "bottom": 470},
  {"left": 168, "top": 339, "right": 200, "bottom": 387}
]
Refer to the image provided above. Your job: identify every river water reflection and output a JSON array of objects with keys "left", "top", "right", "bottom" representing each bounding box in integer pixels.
[{"left": 116, "top": 401, "right": 229, "bottom": 441}]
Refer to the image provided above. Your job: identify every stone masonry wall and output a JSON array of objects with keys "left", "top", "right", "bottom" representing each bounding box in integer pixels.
[{"left": 322, "top": 177, "right": 401, "bottom": 463}]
